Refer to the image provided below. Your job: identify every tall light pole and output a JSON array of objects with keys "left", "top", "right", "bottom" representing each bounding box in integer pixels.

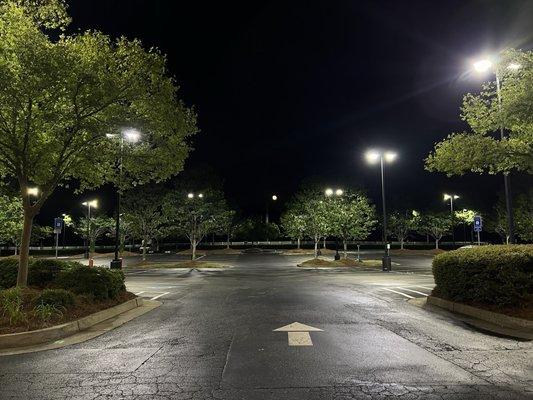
[
  {"left": 443, "top": 193, "right": 459, "bottom": 247},
  {"left": 324, "top": 188, "right": 343, "bottom": 258},
  {"left": 472, "top": 58, "right": 520, "bottom": 243},
  {"left": 81, "top": 199, "right": 98, "bottom": 259},
  {"left": 187, "top": 192, "right": 204, "bottom": 261},
  {"left": 365, "top": 150, "right": 396, "bottom": 271},
  {"left": 265, "top": 194, "right": 278, "bottom": 224},
  {"left": 107, "top": 128, "right": 141, "bottom": 269}
]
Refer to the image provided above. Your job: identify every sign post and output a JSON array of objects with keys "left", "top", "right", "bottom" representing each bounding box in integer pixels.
[
  {"left": 54, "top": 217, "right": 63, "bottom": 258},
  {"left": 473, "top": 215, "right": 482, "bottom": 246}
]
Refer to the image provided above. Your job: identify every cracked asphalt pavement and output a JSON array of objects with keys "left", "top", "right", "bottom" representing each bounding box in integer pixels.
[{"left": 0, "top": 252, "right": 531, "bottom": 399}]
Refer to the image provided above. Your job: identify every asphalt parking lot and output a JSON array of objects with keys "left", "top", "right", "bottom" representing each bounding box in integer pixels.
[{"left": 0, "top": 251, "right": 531, "bottom": 400}]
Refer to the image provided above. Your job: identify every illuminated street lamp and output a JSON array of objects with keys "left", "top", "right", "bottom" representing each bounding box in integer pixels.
[
  {"left": 324, "top": 188, "right": 343, "bottom": 258},
  {"left": 471, "top": 56, "right": 520, "bottom": 243},
  {"left": 26, "top": 187, "right": 39, "bottom": 197},
  {"left": 81, "top": 199, "right": 98, "bottom": 259},
  {"left": 443, "top": 193, "right": 460, "bottom": 213},
  {"left": 265, "top": 194, "right": 278, "bottom": 224},
  {"left": 365, "top": 149, "right": 397, "bottom": 271},
  {"left": 107, "top": 128, "right": 141, "bottom": 269}
]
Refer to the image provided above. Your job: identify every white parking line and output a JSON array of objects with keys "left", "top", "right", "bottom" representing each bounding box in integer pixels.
[
  {"left": 195, "top": 254, "right": 206, "bottom": 260},
  {"left": 150, "top": 292, "right": 170, "bottom": 300},
  {"left": 382, "top": 288, "right": 414, "bottom": 299},
  {"left": 413, "top": 285, "right": 434, "bottom": 290},
  {"left": 134, "top": 291, "right": 145, "bottom": 296},
  {"left": 397, "top": 287, "right": 429, "bottom": 296}
]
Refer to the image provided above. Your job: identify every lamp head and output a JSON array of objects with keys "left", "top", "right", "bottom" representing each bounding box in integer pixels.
[
  {"left": 187, "top": 193, "right": 194, "bottom": 199},
  {"left": 335, "top": 189, "right": 344, "bottom": 196},
  {"left": 325, "top": 188, "right": 334, "bottom": 197},
  {"left": 26, "top": 187, "right": 39, "bottom": 196},
  {"left": 272, "top": 195, "right": 278, "bottom": 201},
  {"left": 122, "top": 128, "right": 141, "bottom": 143},
  {"left": 384, "top": 151, "right": 397, "bottom": 163},
  {"left": 473, "top": 59, "right": 492, "bottom": 73},
  {"left": 365, "top": 150, "right": 380, "bottom": 164}
]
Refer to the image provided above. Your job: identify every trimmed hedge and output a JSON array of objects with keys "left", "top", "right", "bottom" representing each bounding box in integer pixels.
[
  {"left": 34, "top": 288, "right": 75, "bottom": 308},
  {"left": 0, "top": 258, "right": 82, "bottom": 289},
  {"left": 56, "top": 266, "right": 125, "bottom": 300},
  {"left": 432, "top": 245, "right": 533, "bottom": 307}
]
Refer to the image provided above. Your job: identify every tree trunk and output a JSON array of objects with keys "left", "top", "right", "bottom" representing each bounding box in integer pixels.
[
  {"left": 297, "top": 237, "right": 300, "bottom": 249},
  {"left": 192, "top": 239, "right": 197, "bottom": 261},
  {"left": 343, "top": 239, "right": 347, "bottom": 259},
  {"left": 400, "top": 238, "right": 404, "bottom": 250},
  {"left": 435, "top": 238, "right": 439, "bottom": 249},
  {"left": 323, "top": 237, "right": 326, "bottom": 249},
  {"left": 14, "top": 246, "right": 18, "bottom": 256},
  {"left": 142, "top": 238, "right": 147, "bottom": 261},
  {"left": 17, "top": 209, "right": 35, "bottom": 287},
  {"left": 226, "top": 234, "right": 230, "bottom": 249},
  {"left": 314, "top": 236, "right": 319, "bottom": 259}
]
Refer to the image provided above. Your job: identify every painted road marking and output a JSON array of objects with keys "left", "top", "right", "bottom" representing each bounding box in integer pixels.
[
  {"left": 397, "top": 287, "right": 429, "bottom": 296},
  {"left": 382, "top": 288, "right": 414, "bottom": 299},
  {"left": 134, "top": 291, "right": 145, "bottom": 296},
  {"left": 414, "top": 285, "right": 434, "bottom": 290},
  {"left": 150, "top": 292, "right": 170, "bottom": 300},
  {"left": 274, "top": 322, "right": 323, "bottom": 347}
]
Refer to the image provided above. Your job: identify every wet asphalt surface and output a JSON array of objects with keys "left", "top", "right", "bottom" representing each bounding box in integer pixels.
[{"left": 0, "top": 252, "right": 531, "bottom": 399}]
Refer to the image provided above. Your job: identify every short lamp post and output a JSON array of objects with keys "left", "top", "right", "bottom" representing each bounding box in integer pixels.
[
  {"left": 365, "top": 150, "right": 397, "bottom": 271},
  {"left": 81, "top": 199, "right": 98, "bottom": 259}
]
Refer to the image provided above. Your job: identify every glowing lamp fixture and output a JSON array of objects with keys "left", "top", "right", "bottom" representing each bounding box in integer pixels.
[
  {"left": 272, "top": 195, "right": 278, "bottom": 201},
  {"left": 26, "top": 187, "right": 39, "bottom": 196},
  {"left": 187, "top": 193, "right": 194, "bottom": 199},
  {"left": 443, "top": 194, "right": 459, "bottom": 201},
  {"left": 335, "top": 189, "right": 344, "bottom": 196},
  {"left": 473, "top": 59, "right": 492, "bottom": 73},
  {"left": 325, "top": 188, "right": 334, "bottom": 197},
  {"left": 82, "top": 199, "right": 98, "bottom": 208},
  {"left": 123, "top": 128, "right": 141, "bottom": 143},
  {"left": 365, "top": 150, "right": 397, "bottom": 164}
]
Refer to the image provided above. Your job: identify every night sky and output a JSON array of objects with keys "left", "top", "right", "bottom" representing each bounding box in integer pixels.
[{"left": 40, "top": 0, "right": 533, "bottom": 225}]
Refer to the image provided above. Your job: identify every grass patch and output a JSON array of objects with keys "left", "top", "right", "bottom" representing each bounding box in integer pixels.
[
  {"left": 298, "top": 258, "right": 382, "bottom": 268},
  {"left": 134, "top": 261, "right": 230, "bottom": 269}
]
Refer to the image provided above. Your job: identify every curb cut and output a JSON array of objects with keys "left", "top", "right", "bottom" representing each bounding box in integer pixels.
[
  {"left": 0, "top": 297, "right": 144, "bottom": 350},
  {"left": 426, "top": 295, "right": 533, "bottom": 330}
]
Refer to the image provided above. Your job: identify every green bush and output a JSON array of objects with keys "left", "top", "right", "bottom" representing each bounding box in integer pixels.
[
  {"left": 33, "top": 302, "right": 63, "bottom": 323},
  {"left": 0, "top": 258, "right": 83, "bottom": 289},
  {"left": 34, "top": 288, "right": 74, "bottom": 308},
  {"left": 0, "top": 258, "right": 19, "bottom": 289},
  {"left": 56, "top": 266, "right": 126, "bottom": 300},
  {"left": 432, "top": 245, "right": 533, "bottom": 307}
]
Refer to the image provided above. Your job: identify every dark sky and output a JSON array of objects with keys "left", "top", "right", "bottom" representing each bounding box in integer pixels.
[{"left": 41, "top": 0, "right": 533, "bottom": 224}]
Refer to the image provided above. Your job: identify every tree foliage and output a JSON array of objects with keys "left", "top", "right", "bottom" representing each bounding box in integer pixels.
[
  {"left": 0, "top": 1, "right": 197, "bottom": 285},
  {"left": 0, "top": 194, "right": 23, "bottom": 251},
  {"left": 426, "top": 49, "right": 533, "bottom": 176},
  {"left": 280, "top": 211, "right": 307, "bottom": 248},
  {"left": 420, "top": 212, "right": 453, "bottom": 249},
  {"left": 327, "top": 192, "right": 376, "bottom": 258},
  {"left": 72, "top": 216, "right": 114, "bottom": 254},
  {"left": 388, "top": 210, "right": 420, "bottom": 250}
]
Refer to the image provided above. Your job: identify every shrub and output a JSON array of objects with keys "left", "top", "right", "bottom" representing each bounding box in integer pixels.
[
  {"left": 0, "top": 258, "right": 19, "bottom": 289},
  {"left": 0, "top": 258, "right": 83, "bottom": 289},
  {"left": 0, "top": 287, "right": 26, "bottom": 325},
  {"left": 34, "top": 288, "right": 74, "bottom": 308},
  {"left": 33, "top": 302, "right": 63, "bottom": 323},
  {"left": 56, "top": 266, "right": 126, "bottom": 300},
  {"left": 432, "top": 245, "right": 533, "bottom": 307}
]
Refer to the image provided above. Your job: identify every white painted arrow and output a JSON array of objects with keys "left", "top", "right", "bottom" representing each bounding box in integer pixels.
[{"left": 274, "top": 322, "right": 323, "bottom": 346}]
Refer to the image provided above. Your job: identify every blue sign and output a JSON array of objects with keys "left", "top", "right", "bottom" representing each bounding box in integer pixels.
[
  {"left": 54, "top": 217, "right": 63, "bottom": 233},
  {"left": 473, "top": 215, "right": 482, "bottom": 232}
]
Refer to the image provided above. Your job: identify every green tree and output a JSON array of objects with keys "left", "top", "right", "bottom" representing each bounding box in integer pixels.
[
  {"left": 163, "top": 189, "right": 227, "bottom": 260},
  {"left": 0, "top": 1, "right": 197, "bottom": 286},
  {"left": 216, "top": 209, "right": 238, "bottom": 249},
  {"left": 288, "top": 186, "right": 332, "bottom": 258},
  {"left": 328, "top": 192, "right": 376, "bottom": 258},
  {"left": 0, "top": 194, "right": 23, "bottom": 254},
  {"left": 420, "top": 213, "right": 453, "bottom": 250},
  {"left": 514, "top": 190, "right": 533, "bottom": 242},
  {"left": 388, "top": 210, "right": 420, "bottom": 250},
  {"left": 30, "top": 224, "right": 52, "bottom": 247},
  {"left": 73, "top": 216, "right": 114, "bottom": 255},
  {"left": 280, "top": 211, "right": 307, "bottom": 249},
  {"left": 426, "top": 49, "right": 533, "bottom": 176},
  {"left": 122, "top": 186, "right": 167, "bottom": 261}
]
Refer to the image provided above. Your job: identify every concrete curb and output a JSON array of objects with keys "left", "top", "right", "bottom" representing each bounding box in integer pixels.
[
  {"left": 426, "top": 295, "right": 533, "bottom": 330},
  {"left": 0, "top": 297, "right": 144, "bottom": 349}
]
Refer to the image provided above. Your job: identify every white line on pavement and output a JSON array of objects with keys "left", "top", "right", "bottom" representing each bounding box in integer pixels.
[
  {"left": 150, "top": 292, "right": 170, "bottom": 300},
  {"left": 195, "top": 254, "right": 206, "bottom": 260},
  {"left": 134, "top": 291, "right": 145, "bottom": 296},
  {"left": 396, "top": 287, "right": 429, "bottom": 296},
  {"left": 382, "top": 288, "right": 414, "bottom": 299},
  {"left": 413, "top": 285, "right": 434, "bottom": 290}
]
